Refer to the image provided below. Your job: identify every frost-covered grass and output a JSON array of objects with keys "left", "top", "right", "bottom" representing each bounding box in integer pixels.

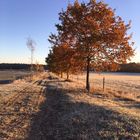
[
  {"left": 0, "top": 70, "right": 30, "bottom": 81},
  {"left": 70, "top": 72, "right": 140, "bottom": 102},
  {"left": 37, "top": 73, "right": 140, "bottom": 139},
  {"left": 0, "top": 72, "right": 140, "bottom": 139}
]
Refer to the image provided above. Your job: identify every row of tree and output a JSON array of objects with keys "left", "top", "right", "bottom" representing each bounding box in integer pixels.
[
  {"left": 0, "top": 63, "right": 45, "bottom": 72},
  {"left": 1, "top": 63, "right": 139, "bottom": 73},
  {"left": 46, "top": 0, "right": 134, "bottom": 91},
  {"left": 0, "top": 63, "right": 31, "bottom": 70},
  {"left": 118, "top": 63, "right": 140, "bottom": 73}
]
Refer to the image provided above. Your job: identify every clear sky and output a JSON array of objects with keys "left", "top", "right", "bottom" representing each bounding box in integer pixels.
[{"left": 0, "top": 0, "right": 140, "bottom": 64}]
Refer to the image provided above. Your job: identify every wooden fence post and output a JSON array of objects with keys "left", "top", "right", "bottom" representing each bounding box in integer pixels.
[{"left": 103, "top": 77, "right": 105, "bottom": 91}]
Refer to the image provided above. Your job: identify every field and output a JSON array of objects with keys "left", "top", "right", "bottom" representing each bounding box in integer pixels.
[
  {"left": 0, "top": 71, "right": 140, "bottom": 139},
  {"left": 71, "top": 72, "right": 140, "bottom": 102},
  {"left": 0, "top": 70, "right": 30, "bottom": 84}
]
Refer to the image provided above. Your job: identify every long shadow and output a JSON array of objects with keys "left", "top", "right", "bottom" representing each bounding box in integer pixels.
[
  {"left": 0, "top": 75, "right": 27, "bottom": 85},
  {"left": 114, "top": 97, "right": 140, "bottom": 109},
  {"left": 33, "top": 79, "right": 67, "bottom": 86},
  {"left": 0, "top": 80, "right": 13, "bottom": 84},
  {"left": 27, "top": 80, "right": 140, "bottom": 140}
]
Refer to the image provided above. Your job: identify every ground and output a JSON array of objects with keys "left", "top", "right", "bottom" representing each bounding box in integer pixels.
[
  {"left": 0, "top": 70, "right": 30, "bottom": 84},
  {"left": 0, "top": 72, "right": 140, "bottom": 139}
]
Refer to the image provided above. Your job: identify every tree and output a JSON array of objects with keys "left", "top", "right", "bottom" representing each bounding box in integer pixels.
[
  {"left": 46, "top": 34, "right": 64, "bottom": 77},
  {"left": 34, "top": 63, "right": 44, "bottom": 72},
  {"left": 55, "top": 0, "right": 134, "bottom": 91},
  {"left": 26, "top": 37, "right": 36, "bottom": 71},
  {"left": 46, "top": 34, "right": 83, "bottom": 79}
]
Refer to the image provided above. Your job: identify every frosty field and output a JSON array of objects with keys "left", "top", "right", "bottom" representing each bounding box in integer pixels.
[
  {"left": 0, "top": 71, "right": 140, "bottom": 139},
  {"left": 71, "top": 72, "right": 140, "bottom": 102},
  {"left": 0, "top": 70, "right": 30, "bottom": 84}
]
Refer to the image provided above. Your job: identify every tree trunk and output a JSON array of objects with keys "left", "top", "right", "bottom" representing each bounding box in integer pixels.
[
  {"left": 66, "top": 70, "right": 69, "bottom": 80},
  {"left": 86, "top": 57, "right": 90, "bottom": 92},
  {"left": 60, "top": 72, "right": 63, "bottom": 78}
]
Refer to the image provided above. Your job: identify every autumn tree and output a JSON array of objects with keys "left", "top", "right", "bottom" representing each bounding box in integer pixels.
[
  {"left": 55, "top": 0, "right": 134, "bottom": 91},
  {"left": 34, "top": 63, "right": 44, "bottom": 72},
  {"left": 46, "top": 50, "right": 57, "bottom": 73},
  {"left": 46, "top": 34, "right": 83, "bottom": 79},
  {"left": 46, "top": 34, "right": 64, "bottom": 77}
]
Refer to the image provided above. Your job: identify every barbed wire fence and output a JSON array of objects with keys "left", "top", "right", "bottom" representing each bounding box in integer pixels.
[
  {"left": 69, "top": 73, "right": 139, "bottom": 97},
  {"left": 69, "top": 74, "right": 107, "bottom": 93}
]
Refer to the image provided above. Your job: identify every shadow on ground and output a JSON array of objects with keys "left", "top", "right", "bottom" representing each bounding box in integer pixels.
[
  {"left": 114, "top": 97, "right": 140, "bottom": 109},
  {"left": 0, "top": 80, "right": 13, "bottom": 84},
  {"left": 27, "top": 80, "right": 140, "bottom": 140}
]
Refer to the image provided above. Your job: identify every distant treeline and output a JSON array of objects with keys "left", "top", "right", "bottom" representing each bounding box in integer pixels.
[
  {"left": 118, "top": 63, "right": 140, "bottom": 73},
  {"left": 0, "top": 63, "right": 47, "bottom": 70},
  {"left": 0, "top": 63, "right": 139, "bottom": 72}
]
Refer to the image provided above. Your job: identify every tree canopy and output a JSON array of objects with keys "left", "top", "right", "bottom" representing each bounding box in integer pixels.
[{"left": 46, "top": 0, "right": 134, "bottom": 91}]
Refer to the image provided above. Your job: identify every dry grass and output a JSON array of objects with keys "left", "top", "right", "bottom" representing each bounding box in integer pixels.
[
  {"left": 0, "top": 72, "right": 140, "bottom": 139},
  {"left": 0, "top": 70, "right": 30, "bottom": 81},
  {"left": 70, "top": 73, "right": 140, "bottom": 102}
]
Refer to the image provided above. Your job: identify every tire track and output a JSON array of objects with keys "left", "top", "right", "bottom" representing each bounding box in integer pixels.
[{"left": 0, "top": 80, "right": 46, "bottom": 140}]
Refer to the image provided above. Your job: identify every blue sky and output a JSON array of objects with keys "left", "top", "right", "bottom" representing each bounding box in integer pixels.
[{"left": 0, "top": 0, "right": 140, "bottom": 64}]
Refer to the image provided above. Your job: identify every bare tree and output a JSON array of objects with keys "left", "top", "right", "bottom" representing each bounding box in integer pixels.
[{"left": 26, "top": 37, "right": 36, "bottom": 71}]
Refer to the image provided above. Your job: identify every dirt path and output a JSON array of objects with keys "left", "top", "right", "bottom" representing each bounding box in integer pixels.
[
  {"left": 27, "top": 78, "right": 140, "bottom": 139},
  {"left": 0, "top": 73, "right": 140, "bottom": 139}
]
